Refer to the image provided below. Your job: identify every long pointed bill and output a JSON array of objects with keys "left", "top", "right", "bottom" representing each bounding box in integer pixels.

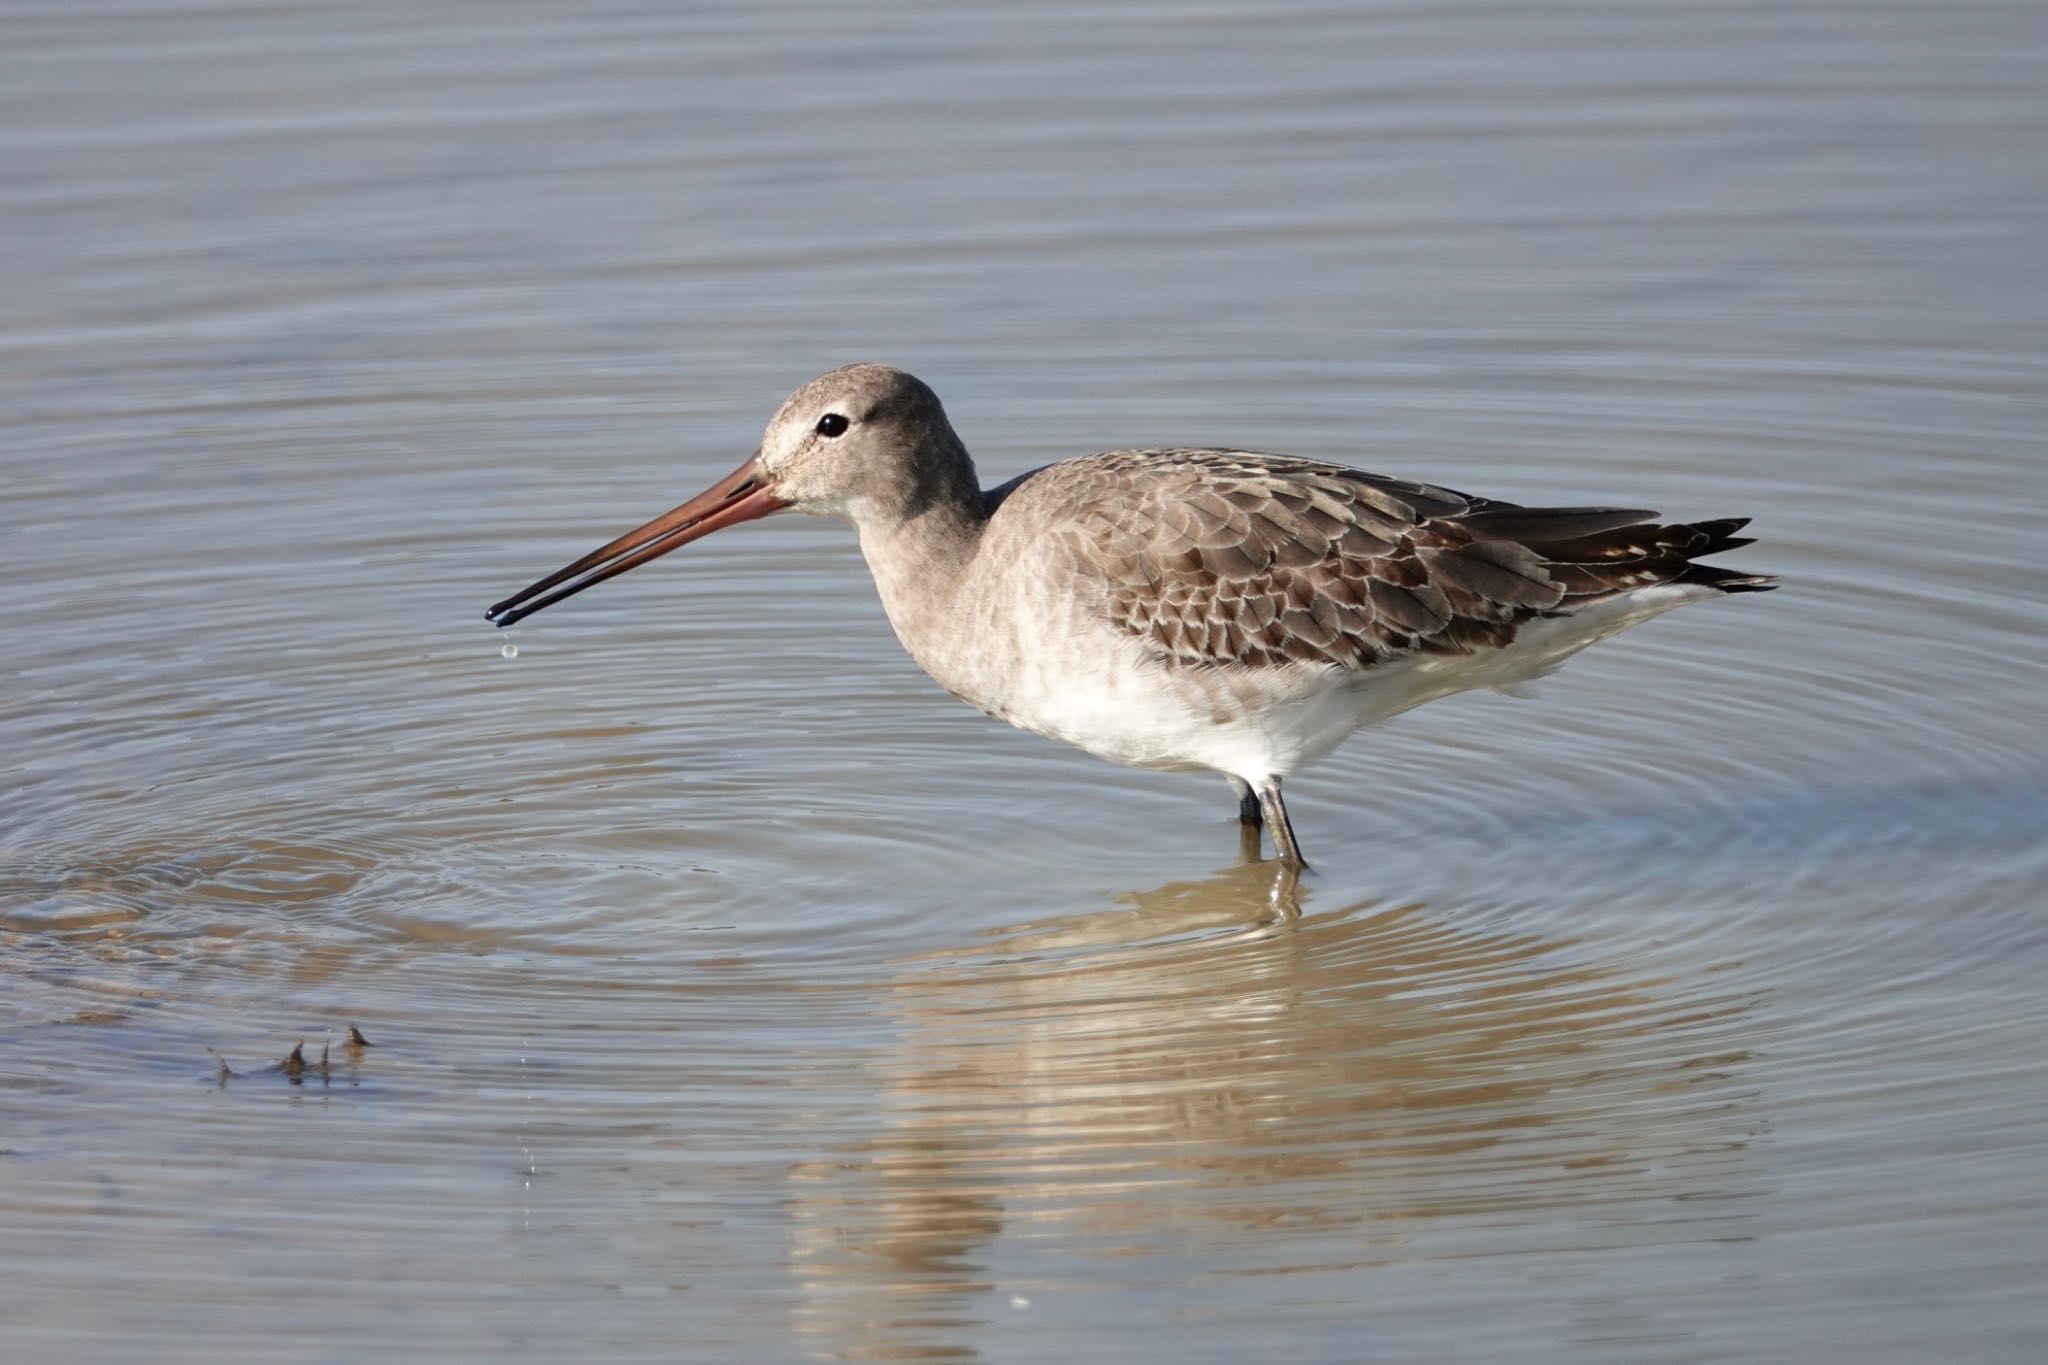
[{"left": 486, "top": 454, "right": 787, "bottom": 628}]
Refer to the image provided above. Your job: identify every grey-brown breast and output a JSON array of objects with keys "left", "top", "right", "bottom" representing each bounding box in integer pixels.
[{"left": 989, "top": 449, "right": 1756, "bottom": 673}]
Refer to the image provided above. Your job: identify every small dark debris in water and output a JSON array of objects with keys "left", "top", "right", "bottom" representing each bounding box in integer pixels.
[
  {"left": 208, "top": 1025, "right": 379, "bottom": 1088},
  {"left": 278, "top": 1037, "right": 336, "bottom": 1085}
]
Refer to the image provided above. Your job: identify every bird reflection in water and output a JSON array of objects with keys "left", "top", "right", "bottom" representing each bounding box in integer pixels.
[{"left": 786, "top": 859, "right": 1762, "bottom": 1360}]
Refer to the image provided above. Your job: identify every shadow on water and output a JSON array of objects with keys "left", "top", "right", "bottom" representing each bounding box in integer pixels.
[{"left": 786, "top": 859, "right": 1766, "bottom": 1360}]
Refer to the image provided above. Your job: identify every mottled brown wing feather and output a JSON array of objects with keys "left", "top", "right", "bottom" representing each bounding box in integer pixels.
[{"left": 1032, "top": 449, "right": 1763, "bottom": 673}]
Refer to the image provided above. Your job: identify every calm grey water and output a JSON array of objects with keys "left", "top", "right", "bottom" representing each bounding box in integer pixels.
[{"left": 4, "top": 2, "right": 2047, "bottom": 1361}]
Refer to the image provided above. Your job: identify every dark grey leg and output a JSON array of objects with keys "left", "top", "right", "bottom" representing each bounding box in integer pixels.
[
  {"left": 1257, "top": 776, "right": 1309, "bottom": 870},
  {"left": 1228, "top": 775, "right": 1263, "bottom": 828}
]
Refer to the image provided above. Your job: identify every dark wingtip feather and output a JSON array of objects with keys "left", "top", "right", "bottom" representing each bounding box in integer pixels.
[
  {"left": 1459, "top": 506, "right": 1658, "bottom": 542},
  {"left": 1686, "top": 516, "right": 1757, "bottom": 559},
  {"left": 1690, "top": 516, "right": 1751, "bottom": 538}
]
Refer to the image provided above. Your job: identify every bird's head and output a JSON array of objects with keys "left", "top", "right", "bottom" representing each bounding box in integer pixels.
[
  {"left": 485, "top": 364, "right": 971, "bottom": 628},
  {"left": 755, "top": 363, "right": 971, "bottom": 522}
]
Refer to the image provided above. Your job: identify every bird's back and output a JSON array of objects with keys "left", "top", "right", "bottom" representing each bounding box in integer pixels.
[{"left": 974, "top": 447, "right": 1769, "bottom": 677}]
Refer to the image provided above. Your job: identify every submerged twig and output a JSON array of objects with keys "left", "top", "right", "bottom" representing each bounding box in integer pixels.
[{"left": 208, "top": 1024, "right": 378, "bottom": 1087}]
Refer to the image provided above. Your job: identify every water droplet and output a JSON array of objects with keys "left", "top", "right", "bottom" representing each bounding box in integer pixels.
[{"left": 501, "top": 643, "right": 519, "bottom": 659}]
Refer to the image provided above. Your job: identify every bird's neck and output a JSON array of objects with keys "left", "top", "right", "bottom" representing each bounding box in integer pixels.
[{"left": 853, "top": 477, "right": 990, "bottom": 676}]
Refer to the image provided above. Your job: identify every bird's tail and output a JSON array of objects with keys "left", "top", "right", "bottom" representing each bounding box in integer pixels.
[{"left": 1499, "top": 513, "right": 1780, "bottom": 601}]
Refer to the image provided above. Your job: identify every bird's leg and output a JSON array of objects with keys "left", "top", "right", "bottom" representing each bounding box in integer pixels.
[
  {"left": 1228, "top": 775, "right": 1263, "bottom": 828},
  {"left": 1228, "top": 775, "right": 1265, "bottom": 859},
  {"left": 1257, "top": 776, "right": 1310, "bottom": 870}
]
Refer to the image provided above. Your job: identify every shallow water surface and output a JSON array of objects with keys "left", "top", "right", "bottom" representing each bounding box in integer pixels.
[{"left": 4, "top": 2, "right": 2047, "bottom": 1361}]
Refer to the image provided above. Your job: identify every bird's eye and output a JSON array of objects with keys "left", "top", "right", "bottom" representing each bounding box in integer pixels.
[{"left": 814, "top": 413, "right": 849, "bottom": 438}]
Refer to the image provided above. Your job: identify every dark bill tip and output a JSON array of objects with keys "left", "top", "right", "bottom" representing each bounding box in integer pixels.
[{"left": 482, "top": 454, "right": 782, "bottom": 630}]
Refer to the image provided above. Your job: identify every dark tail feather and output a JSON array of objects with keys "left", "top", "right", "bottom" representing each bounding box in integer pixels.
[
  {"left": 1515, "top": 512, "right": 1778, "bottom": 600},
  {"left": 1527, "top": 515, "right": 1759, "bottom": 565},
  {"left": 1678, "top": 562, "right": 1780, "bottom": 594}
]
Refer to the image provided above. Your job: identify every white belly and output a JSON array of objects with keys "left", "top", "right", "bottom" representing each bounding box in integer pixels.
[{"left": 971, "top": 584, "right": 1716, "bottom": 782}]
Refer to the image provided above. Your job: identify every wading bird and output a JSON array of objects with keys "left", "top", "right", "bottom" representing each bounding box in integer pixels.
[{"left": 488, "top": 364, "right": 1773, "bottom": 868}]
